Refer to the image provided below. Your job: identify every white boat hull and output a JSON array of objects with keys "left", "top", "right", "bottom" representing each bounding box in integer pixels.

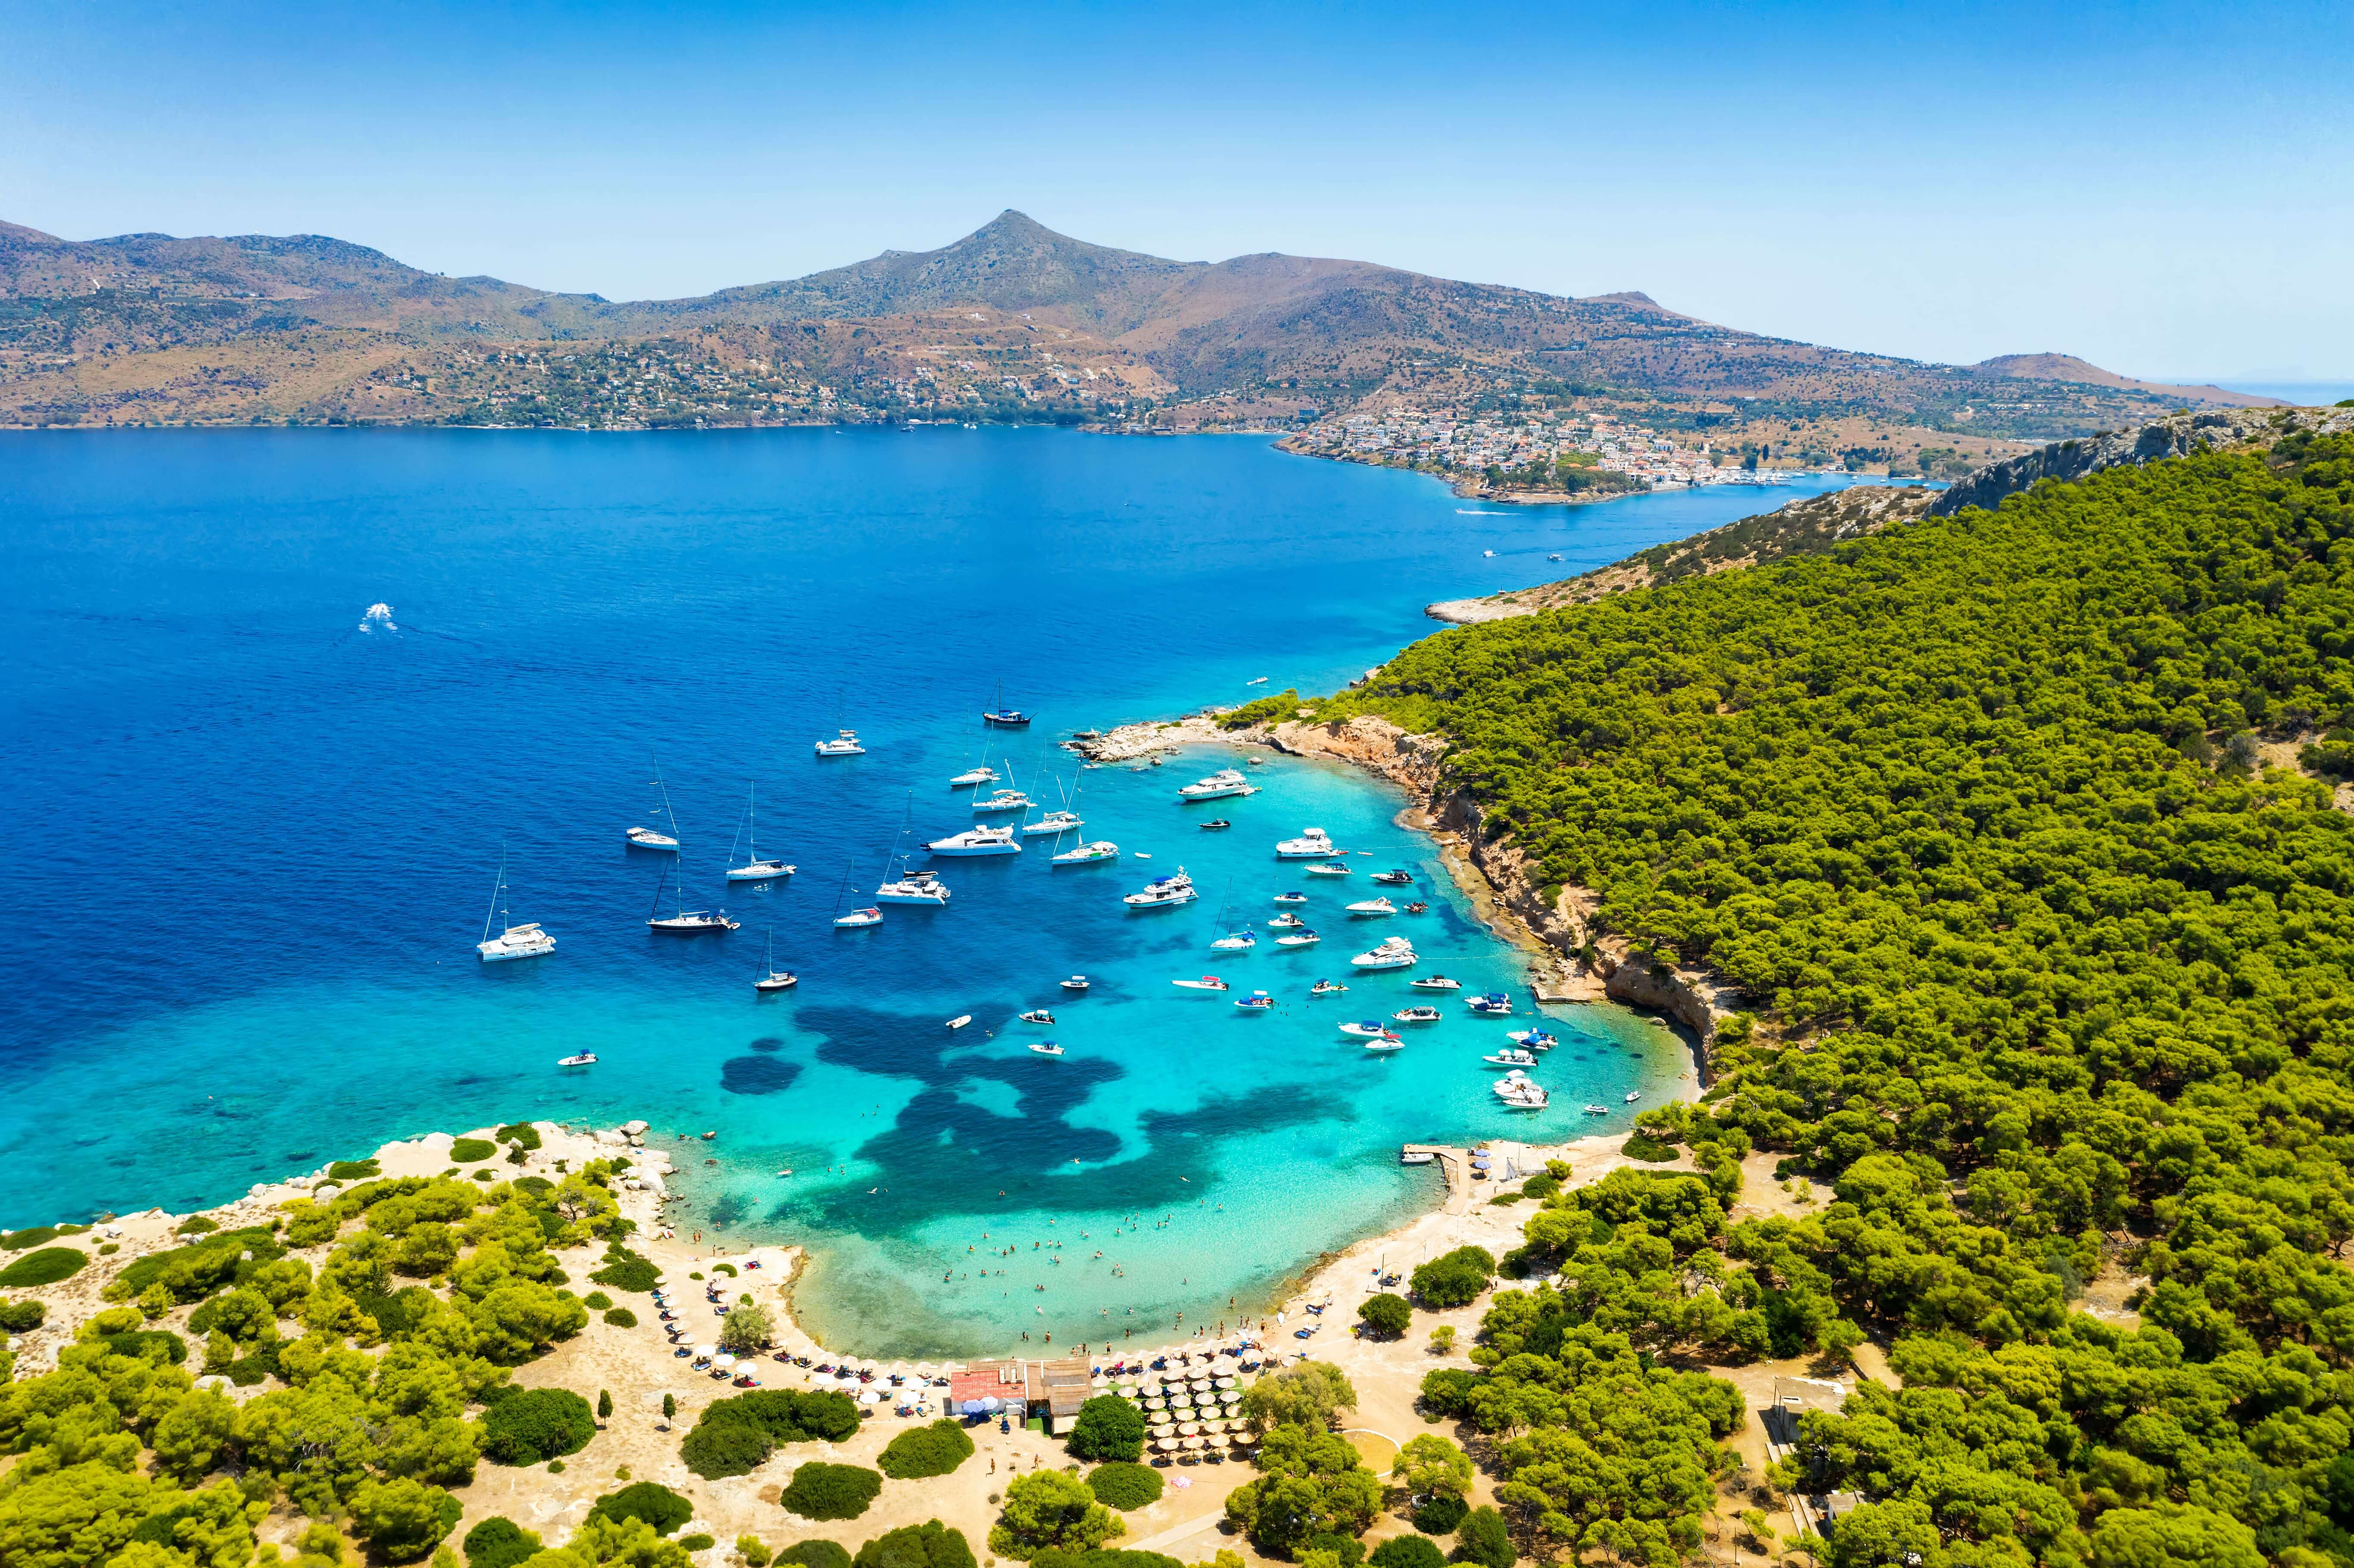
[
  {"left": 479, "top": 936, "right": 556, "bottom": 962},
  {"left": 1124, "top": 893, "right": 1198, "bottom": 908},
  {"left": 876, "top": 890, "right": 950, "bottom": 905},
  {"left": 728, "top": 861, "right": 795, "bottom": 881},
  {"left": 625, "top": 831, "right": 679, "bottom": 851}
]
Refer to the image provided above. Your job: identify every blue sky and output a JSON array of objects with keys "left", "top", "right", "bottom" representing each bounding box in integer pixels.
[{"left": 6, "top": 0, "right": 2348, "bottom": 380}]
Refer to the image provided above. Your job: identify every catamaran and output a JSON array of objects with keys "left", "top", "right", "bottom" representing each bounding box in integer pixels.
[
  {"left": 477, "top": 850, "right": 556, "bottom": 962},
  {"left": 625, "top": 756, "right": 683, "bottom": 850},
  {"left": 814, "top": 729, "right": 865, "bottom": 756},
  {"left": 726, "top": 784, "right": 795, "bottom": 881},
  {"left": 927, "top": 825, "right": 1021, "bottom": 856},
  {"left": 876, "top": 869, "right": 951, "bottom": 904}
]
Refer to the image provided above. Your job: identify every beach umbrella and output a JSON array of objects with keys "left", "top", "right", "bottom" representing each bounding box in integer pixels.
[
  {"left": 694, "top": 1345, "right": 717, "bottom": 1360},
  {"left": 1118, "top": 1384, "right": 1139, "bottom": 1399},
  {"left": 1091, "top": 1375, "right": 1108, "bottom": 1389},
  {"left": 915, "top": 1362, "right": 935, "bottom": 1377},
  {"left": 1179, "top": 1421, "right": 1199, "bottom": 1435},
  {"left": 714, "top": 1353, "right": 736, "bottom": 1369},
  {"left": 1181, "top": 1435, "right": 1202, "bottom": 1450},
  {"left": 1216, "top": 1376, "right": 1237, "bottom": 1389},
  {"left": 960, "top": 1399, "right": 986, "bottom": 1416},
  {"left": 1155, "top": 1437, "right": 1177, "bottom": 1452},
  {"left": 858, "top": 1389, "right": 879, "bottom": 1404},
  {"left": 1152, "top": 1422, "right": 1177, "bottom": 1437},
  {"left": 860, "top": 1358, "right": 878, "bottom": 1373}
]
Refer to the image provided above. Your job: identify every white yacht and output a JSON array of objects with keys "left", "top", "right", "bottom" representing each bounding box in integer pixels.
[
  {"left": 624, "top": 825, "right": 679, "bottom": 851},
  {"left": 814, "top": 730, "right": 865, "bottom": 757},
  {"left": 1508, "top": 1029, "right": 1559, "bottom": 1050},
  {"left": 1392, "top": 1005, "right": 1442, "bottom": 1024},
  {"left": 1051, "top": 840, "right": 1120, "bottom": 865},
  {"left": 834, "top": 906, "right": 883, "bottom": 927},
  {"left": 875, "top": 870, "right": 951, "bottom": 905},
  {"left": 1172, "top": 975, "right": 1230, "bottom": 991},
  {"left": 1028, "top": 1041, "right": 1065, "bottom": 1057},
  {"left": 1276, "top": 930, "right": 1321, "bottom": 947},
  {"left": 647, "top": 862, "right": 738, "bottom": 933},
  {"left": 1337, "top": 1020, "right": 1393, "bottom": 1038},
  {"left": 972, "top": 789, "right": 1032, "bottom": 814},
  {"left": 1345, "top": 896, "right": 1396, "bottom": 917},
  {"left": 1178, "top": 768, "right": 1256, "bottom": 802},
  {"left": 754, "top": 931, "right": 797, "bottom": 992},
  {"left": 1363, "top": 1034, "right": 1406, "bottom": 1054},
  {"left": 1351, "top": 936, "right": 1417, "bottom": 970},
  {"left": 1494, "top": 1072, "right": 1549, "bottom": 1110},
  {"left": 1623, "top": 1090, "right": 1642, "bottom": 1103},
  {"left": 949, "top": 765, "right": 1000, "bottom": 788},
  {"left": 1305, "top": 862, "right": 1351, "bottom": 878},
  {"left": 1275, "top": 827, "right": 1344, "bottom": 859},
  {"left": 1269, "top": 912, "right": 1306, "bottom": 929},
  {"left": 626, "top": 757, "right": 683, "bottom": 850},
  {"left": 927, "top": 825, "right": 1021, "bottom": 856},
  {"left": 1024, "top": 810, "right": 1083, "bottom": 836},
  {"left": 1272, "top": 892, "right": 1308, "bottom": 905},
  {"left": 1124, "top": 869, "right": 1199, "bottom": 909},
  {"left": 726, "top": 785, "right": 795, "bottom": 881},
  {"left": 1410, "top": 975, "right": 1463, "bottom": 992},
  {"left": 476, "top": 853, "right": 555, "bottom": 962}
]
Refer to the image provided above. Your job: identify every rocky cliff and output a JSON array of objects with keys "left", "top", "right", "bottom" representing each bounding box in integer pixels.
[{"left": 1929, "top": 405, "right": 2354, "bottom": 516}]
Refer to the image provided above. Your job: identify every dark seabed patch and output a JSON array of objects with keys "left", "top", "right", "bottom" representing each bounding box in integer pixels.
[{"left": 720, "top": 1055, "right": 804, "bottom": 1095}]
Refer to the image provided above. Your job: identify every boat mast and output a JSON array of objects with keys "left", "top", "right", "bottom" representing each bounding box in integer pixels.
[{"left": 483, "top": 846, "right": 508, "bottom": 945}]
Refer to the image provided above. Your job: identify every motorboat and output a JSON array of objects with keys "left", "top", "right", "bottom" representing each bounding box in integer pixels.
[
  {"left": 1233, "top": 991, "right": 1274, "bottom": 1012},
  {"left": 1363, "top": 1033, "right": 1406, "bottom": 1054},
  {"left": 1624, "top": 1090, "right": 1642, "bottom": 1103},
  {"left": 557, "top": 1052, "right": 597, "bottom": 1067},
  {"left": 477, "top": 852, "right": 555, "bottom": 962},
  {"left": 1199, "top": 818, "right": 1230, "bottom": 831},
  {"left": 1584, "top": 1104, "right": 1611, "bottom": 1115},
  {"left": 624, "top": 825, "right": 679, "bottom": 851},
  {"left": 1370, "top": 870, "right": 1413, "bottom": 886},
  {"left": 1305, "top": 862, "right": 1351, "bottom": 878},
  {"left": 1211, "top": 929, "right": 1257, "bottom": 951},
  {"left": 1467, "top": 992, "right": 1514, "bottom": 1015},
  {"left": 1269, "top": 912, "right": 1305, "bottom": 929},
  {"left": 972, "top": 790, "right": 1033, "bottom": 814},
  {"left": 1179, "top": 768, "right": 1256, "bottom": 802},
  {"left": 928, "top": 825, "right": 1021, "bottom": 856},
  {"left": 1124, "top": 870, "right": 1199, "bottom": 909},
  {"left": 1019, "top": 1008, "right": 1055, "bottom": 1025},
  {"left": 1276, "top": 930, "right": 1321, "bottom": 947},
  {"left": 648, "top": 863, "right": 738, "bottom": 933},
  {"left": 1404, "top": 901, "right": 1429, "bottom": 914},
  {"left": 727, "top": 785, "right": 795, "bottom": 880},
  {"left": 754, "top": 930, "right": 797, "bottom": 992},
  {"left": 1052, "top": 840, "right": 1120, "bottom": 865},
  {"left": 1060, "top": 975, "right": 1091, "bottom": 992},
  {"left": 1345, "top": 897, "right": 1396, "bottom": 917},
  {"left": 1028, "top": 1041, "right": 1065, "bottom": 1056},
  {"left": 1273, "top": 892, "right": 1308, "bottom": 905},
  {"left": 946, "top": 1014, "right": 972, "bottom": 1029},
  {"left": 949, "top": 766, "right": 999, "bottom": 788},
  {"left": 834, "top": 906, "right": 883, "bottom": 927},
  {"left": 814, "top": 730, "right": 865, "bottom": 756},
  {"left": 1494, "top": 1072, "right": 1549, "bottom": 1110},
  {"left": 1275, "top": 828, "right": 1343, "bottom": 859},
  {"left": 1507, "top": 1029, "right": 1559, "bottom": 1050},
  {"left": 1309, "top": 980, "right": 1349, "bottom": 997},
  {"left": 1172, "top": 976, "right": 1230, "bottom": 991},
  {"left": 1482, "top": 1047, "right": 1538, "bottom": 1068},
  {"left": 875, "top": 870, "right": 951, "bottom": 905},
  {"left": 1399, "top": 1150, "right": 1436, "bottom": 1165},
  {"left": 1024, "top": 810, "right": 1083, "bottom": 836},
  {"left": 1351, "top": 937, "right": 1417, "bottom": 970},
  {"left": 1392, "top": 1005, "right": 1443, "bottom": 1024},
  {"left": 1337, "top": 1020, "right": 1393, "bottom": 1038},
  {"left": 1411, "top": 975, "right": 1462, "bottom": 991}
]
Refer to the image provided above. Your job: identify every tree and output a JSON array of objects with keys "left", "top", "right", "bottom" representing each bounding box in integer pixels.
[
  {"left": 1357, "top": 1295, "right": 1411, "bottom": 1338},
  {"left": 1066, "top": 1394, "right": 1147, "bottom": 1461},
  {"left": 682, "top": 1422, "right": 770, "bottom": 1481},
  {"left": 781, "top": 1464, "right": 883, "bottom": 1522},
  {"left": 719, "top": 1303, "right": 774, "bottom": 1352},
  {"left": 1370, "top": 1540, "right": 1446, "bottom": 1568},
  {"left": 461, "top": 1519, "right": 541, "bottom": 1568},
  {"left": 598, "top": 1389, "right": 614, "bottom": 1420},
  {"left": 351, "top": 1477, "right": 460, "bottom": 1563},
  {"left": 480, "top": 1388, "right": 595, "bottom": 1464},
  {"left": 878, "top": 1420, "right": 975, "bottom": 1480},
  {"left": 591, "top": 1483, "right": 694, "bottom": 1535},
  {"left": 1223, "top": 1425, "right": 1383, "bottom": 1554},
  {"left": 990, "top": 1470, "right": 1126, "bottom": 1560},
  {"left": 1410, "top": 1249, "right": 1494, "bottom": 1309},
  {"left": 1450, "top": 1508, "right": 1512, "bottom": 1568},
  {"left": 1085, "top": 1464, "right": 1164, "bottom": 1511},
  {"left": 739, "top": 1538, "right": 774, "bottom": 1568},
  {"left": 777, "top": 1544, "right": 852, "bottom": 1568},
  {"left": 2085, "top": 1508, "right": 2264, "bottom": 1568},
  {"left": 662, "top": 1393, "right": 676, "bottom": 1421},
  {"left": 1392, "top": 1434, "right": 1473, "bottom": 1500},
  {"left": 1239, "top": 1361, "right": 1357, "bottom": 1432},
  {"left": 854, "top": 1521, "right": 978, "bottom": 1568}
]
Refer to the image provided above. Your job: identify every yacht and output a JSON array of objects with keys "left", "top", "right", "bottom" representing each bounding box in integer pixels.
[
  {"left": 1211, "top": 929, "right": 1258, "bottom": 951},
  {"left": 1024, "top": 810, "right": 1082, "bottom": 836},
  {"left": 626, "top": 756, "right": 684, "bottom": 850},
  {"left": 1272, "top": 892, "right": 1308, "bottom": 905},
  {"left": 1051, "top": 840, "right": 1120, "bottom": 865},
  {"left": 1391, "top": 1005, "right": 1442, "bottom": 1024},
  {"left": 1624, "top": 1090, "right": 1642, "bottom": 1103},
  {"left": 875, "top": 870, "right": 951, "bottom": 905},
  {"left": 1233, "top": 990, "right": 1274, "bottom": 1012},
  {"left": 1172, "top": 975, "right": 1230, "bottom": 991},
  {"left": 476, "top": 852, "right": 556, "bottom": 962},
  {"left": 1410, "top": 975, "right": 1462, "bottom": 992},
  {"left": 1482, "top": 1047, "right": 1538, "bottom": 1069},
  {"left": 1059, "top": 975, "right": 1091, "bottom": 992},
  {"left": 1305, "top": 862, "right": 1351, "bottom": 877},
  {"left": 1274, "top": 827, "right": 1344, "bottom": 859},
  {"left": 949, "top": 765, "right": 1000, "bottom": 788},
  {"left": 726, "top": 785, "right": 795, "bottom": 881},
  {"left": 1028, "top": 1041, "right": 1065, "bottom": 1056},
  {"left": 1583, "top": 1104, "right": 1611, "bottom": 1115},
  {"left": 1467, "top": 992, "right": 1514, "bottom": 1016},
  {"left": 1351, "top": 937, "right": 1417, "bottom": 970},
  {"left": 1269, "top": 912, "right": 1306, "bottom": 929},
  {"left": 1309, "top": 980, "right": 1349, "bottom": 997},
  {"left": 1399, "top": 1149, "right": 1436, "bottom": 1165},
  {"left": 1199, "top": 818, "right": 1230, "bottom": 831},
  {"left": 754, "top": 931, "right": 797, "bottom": 992},
  {"left": 1124, "top": 870, "right": 1199, "bottom": 909},
  {"left": 1362, "top": 1033, "right": 1406, "bottom": 1054},
  {"left": 1370, "top": 870, "right": 1413, "bottom": 886},
  {"left": 1178, "top": 768, "right": 1256, "bottom": 802},
  {"left": 814, "top": 730, "right": 865, "bottom": 756},
  {"left": 624, "top": 825, "right": 679, "bottom": 851},
  {"left": 1337, "top": 1020, "right": 1395, "bottom": 1038},
  {"left": 834, "top": 906, "right": 883, "bottom": 927},
  {"left": 1345, "top": 896, "right": 1397, "bottom": 917},
  {"left": 928, "top": 825, "right": 1021, "bottom": 856},
  {"left": 1019, "top": 1008, "right": 1055, "bottom": 1025},
  {"left": 647, "top": 863, "right": 738, "bottom": 933},
  {"left": 1276, "top": 930, "right": 1321, "bottom": 947},
  {"left": 972, "top": 789, "right": 1033, "bottom": 814}
]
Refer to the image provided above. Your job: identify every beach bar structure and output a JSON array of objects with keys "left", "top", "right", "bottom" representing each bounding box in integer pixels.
[{"left": 947, "top": 1355, "right": 1094, "bottom": 1434}]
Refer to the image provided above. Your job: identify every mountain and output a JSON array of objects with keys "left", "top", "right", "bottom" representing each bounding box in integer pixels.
[{"left": 0, "top": 209, "right": 2294, "bottom": 436}]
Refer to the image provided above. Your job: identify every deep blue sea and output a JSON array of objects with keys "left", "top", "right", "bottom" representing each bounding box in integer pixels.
[{"left": 0, "top": 428, "right": 1893, "bottom": 1353}]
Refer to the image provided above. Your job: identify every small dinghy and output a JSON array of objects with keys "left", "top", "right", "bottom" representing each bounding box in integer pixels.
[
  {"left": 557, "top": 1052, "right": 597, "bottom": 1067},
  {"left": 1624, "top": 1090, "right": 1642, "bottom": 1103},
  {"left": 1507, "top": 1029, "right": 1559, "bottom": 1050},
  {"left": 946, "top": 1014, "right": 973, "bottom": 1030},
  {"left": 1362, "top": 1033, "right": 1406, "bottom": 1053},
  {"left": 1173, "top": 975, "right": 1230, "bottom": 992},
  {"left": 1233, "top": 990, "right": 1274, "bottom": 1012},
  {"left": 1060, "top": 975, "right": 1091, "bottom": 992},
  {"left": 1584, "top": 1104, "right": 1610, "bottom": 1115},
  {"left": 1404, "top": 901, "right": 1429, "bottom": 914},
  {"left": 1028, "top": 1042, "right": 1065, "bottom": 1057},
  {"left": 1019, "top": 1008, "right": 1055, "bottom": 1025}
]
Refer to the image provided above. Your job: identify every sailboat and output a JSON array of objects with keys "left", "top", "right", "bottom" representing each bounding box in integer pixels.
[
  {"left": 754, "top": 929, "right": 797, "bottom": 992},
  {"left": 726, "top": 784, "right": 796, "bottom": 881},
  {"left": 647, "top": 862, "right": 739, "bottom": 933},
  {"left": 477, "top": 849, "right": 556, "bottom": 961},
  {"left": 875, "top": 793, "right": 950, "bottom": 903},
  {"left": 981, "top": 679, "right": 1031, "bottom": 728},
  {"left": 625, "top": 756, "right": 682, "bottom": 850},
  {"left": 829, "top": 861, "right": 882, "bottom": 928}
]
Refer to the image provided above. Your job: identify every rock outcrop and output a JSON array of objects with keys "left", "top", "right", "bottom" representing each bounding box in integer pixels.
[{"left": 1929, "top": 405, "right": 2354, "bottom": 516}]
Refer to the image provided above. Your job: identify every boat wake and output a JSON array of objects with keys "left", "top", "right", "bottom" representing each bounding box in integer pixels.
[{"left": 357, "top": 602, "right": 399, "bottom": 632}]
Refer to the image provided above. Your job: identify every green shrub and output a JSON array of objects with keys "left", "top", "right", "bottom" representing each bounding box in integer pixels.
[
  {"left": 583, "top": 1291, "right": 613, "bottom": 1310},
  {"left": 739, "top": 1537, "right": 774, "bottom": 1568},
  {"left": 328, "top": 1159, "right": 382, "bottom": 1181},
  {"left": 176, "top": 1216, "right": 220, "bottom": 1236},
  {"left": 1308, "top": 1535, "right": 1366, "bottom": 1568},
  {"left": 450, "top": 1138, "right": 498, "bottom": 1163},
  {"left": 1372, "top": 1537, "right": 1448, "bottom": 1568},
  {"left": 496, "top": 1123, "right": 543, "bottom": 1151},
  {"left": 989, "top": 1470, "right": 1125, "bottom": 1559},
  {"left": 1520, "top": 1173, "right": 1561, "bottom": 1200},
  {"left": 1357, "top": 1294, "right": 1412, "bottom": 1337},
  {"left": 712, "top": 1263, "right": 738, "bottom": 1276},
  {"left": 0, "top": 1226, "right": 62, "bottom": 1251},
  {"left": 1085, "top": 1463, "right": 1163, "bottom": 1511},
  {"left": 682, "top": 1420, "right": 771, "bottom": 1480},
  {"left": 1029, "top": 1553, "right": 1179, "bottom": 1568},
  {"left": 683, "top": 1387, "right": 865, "bottom": 1479},
  {"left": 680, "top": 1536, "right": 716, "bottom": 1553},
  {"left": 590, "top": 1482, "right": 694, "bottom": 1535},
  {"left": 854, "top": 1521, "right": 977, "bottom": 1568},
  {"left": 514, "top": 1176, "right": 555, "bottom": 1197},
  {"left": 1411, "top": 1493, "right": 1468, "bottom": 1535},
  {"left": 1620, "top": 1134, "right": 1680, "bottom": 1163},
  {"left": 461, "top": 1517, "right": 541, "bottom": 1568},
  {"left": 1450, "top": 1508, "right": 1512, "bottom": 1568},
  {"left": 1218, "top": 688, "right": 1305, "bottom": 729},
  {"left": 481, "top": 1387, "right": 596, "bottom": 1464},
  {"left": 94, "top": 1328, "right": 187, "bottom": 1364},
  {"left": 0, "top": 1299, "right": 45, "bottom": 1332},
  {"left": 1065, "top": 1394, "right": 1146, "bottom": 1461},
  {"left": 878, "top": 1418, "right": 975, "bottom": 1479},
  {"left": 1408, "top": 1248, "right": 1493, "bottom": 1309},
  {"left": 350, "top": 1475, "right": 460, "bottom": 1562},
  {"left": 591, "top": 1244, "right": 661, "bottom": 1293},
  {"left": 780, "top": 1462, "right": 883, "bottom": 1521},
  {"left": 778, "top": 1543, "right": 853, "bottom": 1568},
  {"left": 0, "top": 1248, "right": 86, "bottom": 1289},
  {"left": 604, "top": 1307, "right": 638, "bottom": 1328}
]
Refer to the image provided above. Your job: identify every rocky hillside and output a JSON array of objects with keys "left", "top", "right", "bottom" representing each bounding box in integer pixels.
[{"left": 1929, "top": 405, "right": 2354, "bottom": 515}]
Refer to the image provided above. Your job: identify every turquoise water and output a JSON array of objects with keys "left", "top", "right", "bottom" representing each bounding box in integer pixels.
[{"left": 0, "top": 429, "right": 1878, "bottom": 1352}]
